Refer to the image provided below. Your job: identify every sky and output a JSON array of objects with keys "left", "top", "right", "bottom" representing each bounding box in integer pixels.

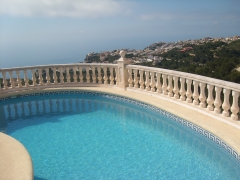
[{"left": 0, "top": 0, "right": 240, "bottom": 68}]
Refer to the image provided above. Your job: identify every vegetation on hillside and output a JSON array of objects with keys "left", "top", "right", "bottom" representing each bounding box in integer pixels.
[{"left": 151, "top": 40, "right": 240, "bottom": 83}]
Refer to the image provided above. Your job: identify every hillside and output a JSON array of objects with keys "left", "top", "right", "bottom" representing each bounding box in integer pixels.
[{"left": 153, "top": 40, "right": 240, "bottom": 83}]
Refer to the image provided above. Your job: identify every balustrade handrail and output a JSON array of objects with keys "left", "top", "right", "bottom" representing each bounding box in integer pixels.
[
  {"left": 0, "top": 63, "right": 117, "bottom": 71},
  {"left": 127, "top": 65, "right": 240, "bottom": 91}
]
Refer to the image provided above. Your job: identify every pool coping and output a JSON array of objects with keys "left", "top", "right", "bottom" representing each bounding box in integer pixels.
[{"left": 0, "top": 132, "right": 33, "bottom": 180}]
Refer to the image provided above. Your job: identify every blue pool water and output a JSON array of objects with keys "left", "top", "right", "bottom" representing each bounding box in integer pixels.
[{"left": 0, "top": 92, "right": 240, "bottom": 180}]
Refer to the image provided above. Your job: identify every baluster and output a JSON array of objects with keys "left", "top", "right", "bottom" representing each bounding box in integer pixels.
[
  {"left": 91, "top": 67, "right": 97, "bottom": 83},
  {"left": 115, "top": 68, "right": 118, "bottom": 85},
  {"left": 199, "top": 82, "right": 206, "bottom": 108},
  {"left": 23, "top": 70, "right": 29, "bottom": 87},
  {"left": 145, "top": 71, "right": 150, "bottom": 91},
  {"left": 9, "top": 71, "right": 15, "bottom": 88},
  {"left": 79, "top": 67, "right": 84, "bottom": 83},
  {"left": 186, "top": 79, "right": 192, "bottom": 103},
  {"left": 103, "top": 67, "right": 108, "bottom": 84},
  {"left": 77, "top": 67, "right": 81, "bottom": 83},
  {"left": 173, "top": 76, "right": 179, "bottom": 99},
  {"left": 230, "top": 91, "right": 239, "bottom": 120},
  {"left": 31, "top": 69, "right": 37, "bottom": 86},
  {"left": 207, "top": 85, "right": 214, "bottom": 111},
  {"left": 52, "top": 67, "right": 57, "bottom": 84},
  {"left": 134, "top": 69, "right": 139, "bottom": 88},
  {"left": 109, "top": 67, "right": 114, "bottom": 85},
  {"left": 85, "top": 67, "right": 90, "bottom": 83},
  {"left": 167, "top": 75, "right": 173, "bottom": 97},
  {"left": 193, "top": 81, "right": 199, "bottom": 105},
  {"left": 179, "top": 77, "right": 186, "bottom": 101},
  {"left": 2, "top": 71, "right": 8, "bottom": 89},
  {"left": 38, "top": 69, "right": 43, "bottom": 85},
  {"left": 139, "top": 70, "right": 144, "bottom": 90},
  {"left": 162, "top": 74, "right": 168, "bottom": 95},
  {"left": 65, "top": 67, "right": 70, "bottom": 83},
  {"left": 128, "top": 68, "right": 133, "bottom": 87},
  {"left": 59, "top": 67, "right": 64, "bottom": 83},
  {"left": 214, "top": 86, "right": 222, "bottom": 114},
  {"left": 98, "top": 67, "right": 103, "bottom": 83},
  {"left": 222, "top": 89, "right": 231, "bottom": 117},
  {"left": 156, "top": 73, "right": 162, "bottom": 93},
  {"left": 96, "top": 67, "right": 100, "bottom": 83},
  {"left": 16, "top": 70, "right": 22, "bottom": 87},
  {"left": 73, "top": 67, "right": 78, "bottom": 83},
  {"left": 45, "top": 68, "right": 50, "bottom": 84},
  {"left": 150, "top": 72, "right": 156, "bottom": 92}
]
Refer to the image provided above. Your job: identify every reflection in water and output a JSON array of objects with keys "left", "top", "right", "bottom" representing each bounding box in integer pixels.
[{"left": 0, "top": 94, "right": 239, "bottom": 178}]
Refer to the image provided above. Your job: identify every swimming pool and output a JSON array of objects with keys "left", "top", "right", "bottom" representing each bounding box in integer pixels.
[{"left": 0, "top": 91, "right": 240, "bottom": 180}]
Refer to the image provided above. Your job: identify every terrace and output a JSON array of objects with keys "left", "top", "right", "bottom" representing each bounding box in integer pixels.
[{"left": 0, "top": 50, "right": 240, "bottom": 179}]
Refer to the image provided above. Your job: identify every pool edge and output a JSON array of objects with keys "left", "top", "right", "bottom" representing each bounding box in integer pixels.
[{"left": 0, "top": 132, "right": 33, "bottom": 180}]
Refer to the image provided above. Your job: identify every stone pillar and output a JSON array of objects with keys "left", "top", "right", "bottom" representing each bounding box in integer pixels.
[{"left": 117, "top": 50, "right": 129, "bottom": 90}]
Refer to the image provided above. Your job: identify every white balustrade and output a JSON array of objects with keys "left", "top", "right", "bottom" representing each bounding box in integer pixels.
[{"left": 0, "top": 52, "right": 240, "bottom": 121}]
